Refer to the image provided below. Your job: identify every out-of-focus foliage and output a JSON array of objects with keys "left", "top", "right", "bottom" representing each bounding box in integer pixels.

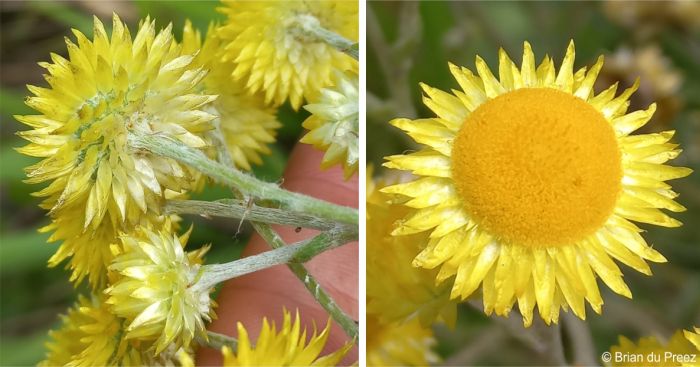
[
  {"left": 368, "top": 1, "right": 700, "bottom": 366},
  {"left": 0, "top": 1, "right": 307, "bottom": 365}
]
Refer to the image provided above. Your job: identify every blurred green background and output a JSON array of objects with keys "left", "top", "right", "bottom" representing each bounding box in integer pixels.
[
  {"left": 368, "top": 1, "right": 700, "bottom": 366},
  {"left": 0, "top": 1, "right": 309, "bottom": 365}
]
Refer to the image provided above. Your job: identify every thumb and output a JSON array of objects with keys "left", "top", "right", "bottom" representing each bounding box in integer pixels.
[{"left": 196, "top": 143, "right": 358, "bottom": 365}]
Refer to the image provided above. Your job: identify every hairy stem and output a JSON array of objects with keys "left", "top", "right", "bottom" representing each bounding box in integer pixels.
[
  {"left": 291, "top": 14, "right": 358, "bottom": 60},
  {"left": 127, "top": 132, "right": 358, "bottom": 225},
  {"left": 193, "top": 229, "right": 356, "bottom": 292},
  {"left": 203, "top": 121, "right": 359, "bottom": 341},
  {"left": 253, "top": 223, "right": 358, "bottom": 341},
  {"left": 165, "top": 199, "right": 347, "bottom": 232}
]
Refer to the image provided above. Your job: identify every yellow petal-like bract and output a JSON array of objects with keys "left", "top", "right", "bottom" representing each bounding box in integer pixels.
[
  {"left": 609, "top": 331, "right": 698, "bottom": 367},
  {"left": 105, "top": 219, "right": 213, "bottom": 354},
  {"left": 220, "top": 309, "right": 352, "bottom": 366},
  {"left": 382, "top": 41, "right": 692, "bottom": 326},
  {"left": 40, "top": 295, "right": 155, "bottom": 366},
  {"left": 216, "top": 0, "right": 358, "bottom": 109},
  {"left": 367, "top": 315, "right": 439, "bottom": 367},
  {"left": 367, "top": 172, "right": 456, "bottom": 327},
  {"left": 182, "top": 21, "right": 281, "bottom": 171},
  {"left": 301, "top": 71, "right": 359, "bottom": 179}
]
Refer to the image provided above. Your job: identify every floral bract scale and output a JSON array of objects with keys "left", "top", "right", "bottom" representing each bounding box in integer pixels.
[
  {"left": 217, "top": 0, "right": 358, "bottom": 109},
  {"left": 301, "top": 71, "right": 359, "bottom": 179}
]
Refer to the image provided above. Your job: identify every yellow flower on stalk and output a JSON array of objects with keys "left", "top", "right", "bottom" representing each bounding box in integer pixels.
[
  {"left": 219, "top": 309, "right": 352, "bottom": 366},
  {"left": 182, "top": 21, "right": 281, "bottom": 171},
  {"left": 608, "top": 331, "right": 698, "bottom": 367},
  {"left": 382, "top": 41, "right": 692, "bottom": 326},
  {"left": 367, "top": 315, "right": 439, "bottom": 367},
  {"left": 301, "top": 71, "right": 359, "bottom": 179},
  {"left": 16, "top": 14, "right": 216, "bottom": 232},
  {"left": 367, "top": 173, "right": 456, "bottom": 326},
  {"left": 105, "top": 220, "right": 213, "bottom": 354},
  {"left": 216, "top": 0, "right": 358, "bottom": 109},
  {"left": 40, "top": 295, "right": 147, "bottom": 366}
]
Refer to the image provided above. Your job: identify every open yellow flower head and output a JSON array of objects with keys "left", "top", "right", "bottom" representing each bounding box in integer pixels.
[
  {"left": 609, "top": 331, "right": 698, "bottom": 367},
  {"left": 367, "top": 173, "right": 456, "bottom": 327},
  {"left": 16, "top": 14, "right": 216, "bottom": 233},
  {"left": 382, "top": 40, "right": 692, "bottom": 326},
  {"left": 182, "top": 21, "right": 281, "bottom": 171},
  {"left": 216, "top": 0, "right": 358, "bottom": 109},
  {"left": 40, "top": 295, "right": 148, "bottom": 366},
  {"left": 685, "top": 327, "right": 700, "bottom": 352},
  {"left": 301, "top": 70, "right": 359, "bottom": 179},
  {"left": 220, "top": 309, "right": 352, "bottom": 366},
  {"left": 105, "top": 219, "right": 213, "bottom": 354},
  {"left": 367, "top": 315, "right": 439, "bottom": 367}
]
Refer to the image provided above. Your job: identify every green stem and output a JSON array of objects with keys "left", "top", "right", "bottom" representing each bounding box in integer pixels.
[
  {"left": 290, "top": 14, "right": 358, "bottom": 60},
  {"left": 253, "top": 223, "right": 358, "bottom": 341},
  {"left": 165, "top": 199, "right": 347, "bottom": 232},
  {"left": 127, "top": 132, "right": 358, "bottom": 225},
  {"left": 193, "top": 229, "right": 356, "bottom": 293}
]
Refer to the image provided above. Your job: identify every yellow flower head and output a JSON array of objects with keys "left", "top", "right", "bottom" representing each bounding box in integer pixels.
[
  {"left": 216, "top": 0, "right": 358, "bottom": 109},
  {"left": 105, "top": 220, "right": 213, "bottom": 354},
  {"left": 221, "top": 309, "right": 352, "bottom": 366},
  {"left": 367, "top": 173, "right": 456, "bottom": 327},
  {"left": 685, "top": 327, "right": 700, "bottom": 351},
  {"left": 16, "top": 14, "right": 216, "bottom": 232},
  {"left": 42, "top": 208, "right": 178, "bottom": 289},
  {"left": 382, "top": 41, "right": 692, "bottom": 326},
  {"left": 301, "top": 70, "right": 359, "bottom": 179},
  {"left": 182, "top": 21, "right": 281, "bottom": 171},
  {"left": 609, "top": 331, "right": 698, "bottom": 367},
  {"left": 367, "top": 315, "right": 439, "bottom": 367},
  {"left": 40, "top": 295, "right": 147, "bottom": 366}
]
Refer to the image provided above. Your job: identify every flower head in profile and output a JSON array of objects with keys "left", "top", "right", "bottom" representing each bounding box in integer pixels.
[
  {"left": 105, "top": 219, "right": 213, "bottom": 354},
  {"left": 16, "top": 14, "right": 216, "bottom": 232},
  {"left": 608, "top": 331, "right": 698, "bottom": 367},
  {"left": 181, "top": 21, "right": 281, "bottom": 171},
  {"left": 301, "top": 71, "right": 359, "bottom": 179},
  {"left": 40, "top": 295, "right": 148, "bottom": 366},
  {"left": 367, "top": 172, "right": 455, "bottom": 327},
  {"left": 216, "top": 0, "right": 358, "bottom": 109},
  {"left": 220, "top": 309, "right": 352, "bottom": 366},
  {"left": 367, "top": 315, "right": 439, "bottom": 367},
  {"left": 383, "top": 41, "right": 692, "bottom": 326}
]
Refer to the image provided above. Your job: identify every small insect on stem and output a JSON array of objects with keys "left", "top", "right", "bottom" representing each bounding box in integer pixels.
[{"left": 236, "top": 197, "right": 255, "bottom": 235}]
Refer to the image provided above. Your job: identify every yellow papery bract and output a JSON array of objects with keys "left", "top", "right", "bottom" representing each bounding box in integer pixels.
[
  {"left": 220, "top": 309, "right": 352, "bottom": 366},
  {"left": 216, "top": 0, "right": 358, "bottom": 109},
  {"left": 301, "top": 71, "right": 359, "bottom": 179},
  {"left": 367, "top": 315, "right": 439, "bottom": 367},
  {"left": 609, "top": 331, "right": 699, "bottom": 367},
  {"left": 16, "top": 14, "right": 217, "bottom": 288},
  {"left": 382, "top": 40, "right": 692, "bottom": 327},
  {"left": 105, "top": 219, "right": 213, "bottom": 355},
  {"left": 181, "top": 21, "right": 281, "bottom": 171},
  {"left": 39, "top": 295, "right": 158, "bottom": 366},
  {"left": 366, "top": 174, "right": 456, "bottom": 327},
  {"left": 18, "top": 14, "right": 215, "bottom": 227}
]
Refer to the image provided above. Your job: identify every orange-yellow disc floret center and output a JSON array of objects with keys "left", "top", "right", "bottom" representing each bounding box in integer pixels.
[{"left": 451, "top": 87, "right": 622, "bottom": 247}]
